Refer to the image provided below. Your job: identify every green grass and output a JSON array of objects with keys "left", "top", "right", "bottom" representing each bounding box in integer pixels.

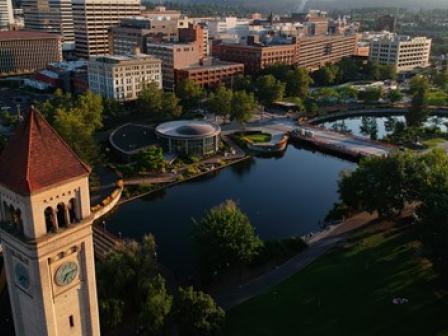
[
  {"left": 225, "top": 225, "right": 448, "bottom": 336},
  {"left": 423, "top": 138, "right": 447, "bottom": 148},
  {"left": 243, "top": 133, "right": 272, "bottom": 143}
]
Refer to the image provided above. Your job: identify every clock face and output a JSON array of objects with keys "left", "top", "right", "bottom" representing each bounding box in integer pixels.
[
  {"left": 15, "top": 262, "right": 30, "bottom": 289},
  {"left": 55, "top": 261, "right": 78, "bottom": 287}
]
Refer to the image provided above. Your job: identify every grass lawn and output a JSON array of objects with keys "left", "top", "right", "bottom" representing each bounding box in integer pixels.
[
  {"left": 423, "top": 138, "right": 447, "bottom": 149},
  {"left": 243, "top": 133, "right": 272, "bottom": 143},
  {"left": 225, "top": 224, "right": 448, "bottom": 336}
]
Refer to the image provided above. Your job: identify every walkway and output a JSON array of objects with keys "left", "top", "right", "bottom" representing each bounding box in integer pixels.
[
  {"left": 292, "top": 125, "right": 394, "bottom": 158},
  {"left": 214, "top": 212, "right": 377, "bottom": 310}
]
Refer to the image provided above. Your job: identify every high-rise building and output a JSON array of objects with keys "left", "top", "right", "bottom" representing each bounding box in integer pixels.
[
  {"left": 0, "top": 31, "right": 62, "bottom": 76},
  {"left": 0, "top": 0, "right": 14, "bottom": 30},
  {"left": 0, "top": 107, "right": 101, "bottom": 336},
  {"left": 22, "top": 0, "right": 75, "bottom": 50},
  {"left": 369, "top": 33, "right": 432, "bottom": 72},
  {"left": 88, "top": 51, "right": 162, "bottom": 101},
  {"left": 179, "top": 22, "right": 209, "bottom": 58},
  {"left": 72, "top": 0, "right": 141, "bottom": 58}
]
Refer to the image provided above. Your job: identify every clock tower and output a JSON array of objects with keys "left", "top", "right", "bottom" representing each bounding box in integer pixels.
[{"left": 0, "top": 108, "right": 101, "bottom": 335}]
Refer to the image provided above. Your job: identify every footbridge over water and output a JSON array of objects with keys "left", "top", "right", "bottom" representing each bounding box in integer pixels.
[{"left": 291, "top": 125, "right": 395, "bottom": 159}]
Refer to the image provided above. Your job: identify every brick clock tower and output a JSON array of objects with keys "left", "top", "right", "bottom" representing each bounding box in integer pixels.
[{"left": 0, "top": 108, "right": 101, "bottom": 335}]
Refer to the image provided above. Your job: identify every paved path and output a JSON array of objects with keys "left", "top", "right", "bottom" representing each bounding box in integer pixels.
[{"left": 214, "top": 212, "right": 377, "bottom": 310}]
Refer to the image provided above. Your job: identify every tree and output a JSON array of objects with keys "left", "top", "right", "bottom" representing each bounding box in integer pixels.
[
  {"left": 337, "top": 86, "right": 358, "bottom": 102},
  {"left": 139, "top": 274, "right": 173, "bottom": 335},
  {"left": 0, "top": 134, "right": 7, "bottom": 153},
  {"left": 193, "top": 200, "right": 263, "bottom": 276},
  {"left": 232, "top": 74, "right": 253, "bottom": 92},
  {"left": 136, "top": 145, "right": 165, "bottom": 172},
  {"left": 358, "top": 87, "right": 383, "bottom": 104},
  {"left": 338, "top": 154, "right": 410, "bottom": 217},
  {"left": 364, "top": 61, "right": 381, "bottom": 81},
  {"left": 255, "top": 75, "right": 285, "bottom": 106},
  {"left": 45, "top": 91, "right": 103, "bottom": 164},
  {"left": 260, "top": 63, "right": 291, "bottom": 81},
  {"left": 175, "top": 286, "right": 225, "bottom": 336},
  {"left": 418, "top": 192, "right": 448, "bottom": 279},
  {"left": 360, "top": 116, "right": 379, "bottom": 140},
  {"left": 379, "top": 64, "right": 397, "bottom": 81},
  {"left": 387, "top": 89, "right": 403, "bottom": 103},
  {"left": 96, "top": 235, "right": 173, "bottom": 333},
  {"left": 312, "top": 65, "right": 339, "bottom": 86},
  {"left": 207, "top": 85, "right": 233, "bottom": 119},
  {"left": 230, "top": 91, "right": 257, "bottom": 124},
  {"left": 103, "top": 98, "right": 127, "bottom": 120},
  {"left": 409, "top": 75, "right": 430, "bottom": 95},
  {"left": 161, "top": 92, "right": 183, "bottom": 118},
  {"left": 285, "top": 68, "right": 313, "bottom": 98},
  {"left": 136, "top": 82, "right": 163, "bottom": 117},
  {"left": 407, "top": 87, "right": 429, "bottom": 127},
  {"left": 433, "top": 70, "right": 448, "bottom": 90},
  {"left": 336, "top": 57, "right": 362, "bottom": 83},
  {"left": 175, "top": 79, "right": 205, "bottom": 111},
  {"left": 313, "top": 87, "right": 339, "bottom": 106}
]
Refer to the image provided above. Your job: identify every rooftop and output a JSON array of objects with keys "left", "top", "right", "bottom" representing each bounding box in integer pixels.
[
  {"left": 0, "top": 31, "right": 61, "bottom": 41},
  {"left": 0, "top": 108, "right": 91, "bottom": 195},
  {"left": 156, "top": 120, "right": 221, "bottom": 138}
]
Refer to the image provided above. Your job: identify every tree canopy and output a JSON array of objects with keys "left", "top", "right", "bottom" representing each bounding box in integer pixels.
[{"left": 193, "top": 200, "right": 263, "bottom": 277}]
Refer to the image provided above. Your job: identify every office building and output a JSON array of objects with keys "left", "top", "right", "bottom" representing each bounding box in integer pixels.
[
  {"left": 88, "top": 51, "right": 162, "bottom": 101},
  {"left": 0, "top": 31, "right": 62, "bottom": 76},
  {"left": 0, "top": 0, "right": 14, "bottom": 30},
  {"left": 369, "top": 33, "right": 431, "bottom": 72},
  {"left": 72, "top": 0, "right": 141, "bottom": 58},
  {"left": 22, "top": 0, "right": 75, "bottom": 50},
  {"left": 146, "top": 42, "right": 198, "bottom": 90}
]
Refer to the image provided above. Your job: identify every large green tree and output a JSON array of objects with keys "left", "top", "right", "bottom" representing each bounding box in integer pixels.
[
  {"left": 161, "top": 92, "right": 183, "bottom": 118},
  {"left": 255, "top": 75, "right": 285, "bottom": 106},
  {"left": 407, "top": 87, "right": 429, "bottom": 127},
  {"left": 193, "top": 200, "right": 263, "bottom": 277},
  {"left": 136, "top": 145, "right": 165, "bottom": 172},
  {"left": 39, "top": 90, "right": 104, "bottom": 165},
  {"left": 409, "top": 75, "right": 430, "bottom": 95},
  {"left": 175, "top": 286, "right": 225, "bottom": 336},
  {"left": 230, "top": 91, "right": 257, "bottom": 124},
  {"left": 96, "top": 235, "right": 173, "bottom": 334},
  {"left": 207, "top": 85, "right": 233, "bottom": 119},
  {"left": 136, "top": 82, "right": 163, "bottom": 117},
  {"left": 175, "top": 79, "right": 205, "bottom": 111},
  {"left": 312, "top": 65, "right": 339, "bottom": 86},
  {"left": 285, "top": 68, "right": 313, "bottom": 98}
]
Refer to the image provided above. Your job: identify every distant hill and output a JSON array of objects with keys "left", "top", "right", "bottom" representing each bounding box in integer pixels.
[{"left": 157, "top": 0, "right": 448, "bottom": 12}]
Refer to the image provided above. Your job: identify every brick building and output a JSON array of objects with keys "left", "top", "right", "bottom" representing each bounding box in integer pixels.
[
  {"left": 175, "top": 58, "right": 243, "bottom": 89},
  {"left": 213, "top": 34, "right": 357, "bottom": 73},
  {"left": 296, "top": 34, "right": 357, "bottom": 70},
  {"left": 0, "top": 31, "right": 62, "bottom": 77}
]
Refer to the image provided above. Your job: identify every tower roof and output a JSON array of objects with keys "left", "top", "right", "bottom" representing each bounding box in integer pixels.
[{"left": 0, "top": 107, "right": 91, "bottom": 196}]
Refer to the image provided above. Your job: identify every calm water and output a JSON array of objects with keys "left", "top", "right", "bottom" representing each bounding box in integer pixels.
[
  {"left": 323, "top": 116, "right": 448, "bottom": 139},
  {"left": 105, "top": 143, "right": 355, "bottom": 274}
]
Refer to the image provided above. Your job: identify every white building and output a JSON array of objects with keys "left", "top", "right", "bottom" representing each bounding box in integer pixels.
[
  {"left": 88, "top": 52, "right": 162, "bottom": 101},
  {"left": 0, "top": 0, "right": 14, "bottom": 30},
  {"left": 22, "top": 0, "right": 75, "bottom": 50},
  {"left": 72, "top": 0, "right": 141, "bottom": 58},
  {"left": 369, "top": 33, "right": 432, "bottom": 72}
]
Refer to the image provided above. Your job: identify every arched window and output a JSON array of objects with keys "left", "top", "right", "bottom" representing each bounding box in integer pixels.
[
  {"left": 2, "top": 201, "right": 10, "bottom": 222},
  {"left": 45, "top": 207, "right": 56, "bottom": 233},
  {"left": 68, "top": 198, "right": 78, "bottom": 224},
  {"left": 56, "top": 203, "right": 68, "bottom": 228},
  {"left": 8, "top": 205, "right": 15, "bottom": 224},
  {"left": 15, "top": 209, "right": 23, "bottom": 235}
]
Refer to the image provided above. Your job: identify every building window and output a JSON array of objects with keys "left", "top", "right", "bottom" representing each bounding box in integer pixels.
[{"left": 69, "top": 315, "right": 75, "bottom": 328}]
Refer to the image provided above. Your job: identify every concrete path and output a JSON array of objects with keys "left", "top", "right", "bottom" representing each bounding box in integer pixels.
[{"left": 214, "top": 212, "right": 377, "bottom": 310}]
